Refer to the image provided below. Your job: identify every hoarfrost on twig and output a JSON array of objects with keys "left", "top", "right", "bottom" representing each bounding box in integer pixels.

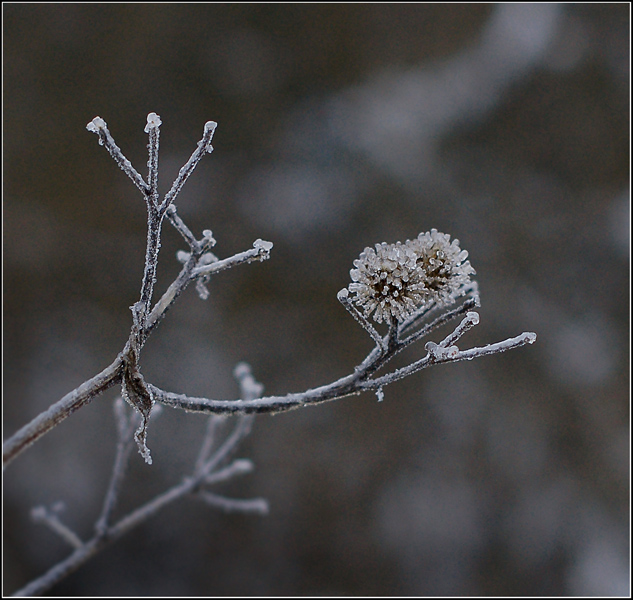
[
  {"left": 144, "top": 111, "right": 162, "bottom": 132},
  {"left": 5, "top": 114, "right": 536, "bottom": 468},
  {"left": 5, "top": 113, "right": 537, "bottom": 596}
]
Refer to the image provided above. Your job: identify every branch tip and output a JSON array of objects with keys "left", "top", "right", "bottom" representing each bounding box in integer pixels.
[
  {"left": 202, "top": 229, "right": 216, "bottom": 247},
  {"left": 202, "top": 121, "right": 218, "bottom": 153},
  {"left": 234, "top": 362, "right": 264, "bottom": 400},
  {"left": 86, "top": 116, "right": 106, "bottom": 133},
  {"left": 144, "top": 112, "right": 162, "bottom": 132},
  {"left": 253, "top": 238, "right": 273, "bottom": 254},
  {"left": 466, "top": 311, "right": 480, "bottom": 325}
]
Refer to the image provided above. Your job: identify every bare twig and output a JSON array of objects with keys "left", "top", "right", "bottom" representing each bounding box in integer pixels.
[
  {"left": 85, "top": 117, "right": 149, "bottom": 194},
  {"left": 94, "top": 398, "right": 147, "bottom": 535},
  {"left": 148, "top": 311, "right": 536, "bottom": 415},
  {"left": 162, "top": 120, "right": 217, "bottom": 212},
  {"left": 196, "top": 492, "right": 269, "bottom": 515},
  {"left": 30, "top": 505, "right": 83, "bottom": 550},
  {"left": 1, "top": 234, "right": 273, "bottom": 469},
  {"left": 3, "top": 356, "right": 124, "bottom": 469},
  {"left": 337, "top": 288, "right": 385, "bottom": 350}
]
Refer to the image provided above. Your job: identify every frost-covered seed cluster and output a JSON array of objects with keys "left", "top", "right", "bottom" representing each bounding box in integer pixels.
[{"left": 348, "top": 229, "right": 475, "bottom": 323}]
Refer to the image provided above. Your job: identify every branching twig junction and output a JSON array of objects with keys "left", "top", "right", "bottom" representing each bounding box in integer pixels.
[{"left": 4, "top": 114, "right": 536, "bottom": 596}]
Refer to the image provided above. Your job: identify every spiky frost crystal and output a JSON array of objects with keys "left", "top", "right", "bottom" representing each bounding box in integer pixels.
[
  {"left": 348, "top": 229, "right": 475, "bottom": 323},
  {"left": 348, "top": 241, "right": 425, "bottom": 324}
]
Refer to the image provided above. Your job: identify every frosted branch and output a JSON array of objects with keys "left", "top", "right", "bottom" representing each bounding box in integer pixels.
[
  {"left": 6, "top": 115, "right": 538, "bottom": 595},
  {"left": 190, "top": 239, "right": 273, "bottom": 278},
  {"left": 439, "top": 311, "right": 480, "bottom": 347},
  {"left": 398, "top": 294, "right": 479, "bottom": 348},
  {"left": 451, "top": 331, "right": 538, "bottom": 360},
  {"left": 337, "top": 288, "right": 385, "bottom": 349},
  {"left": 234, "top": 362, "right": 265, "bottom": 401},
  {"left": 31, "top": 505, "right": 84, "bottom": 550},
  {"left": 203, "top": 458, "right": 255, "bottom": 484},
  {"left": 145, "top": 112, "right": 161, "bottom": 210},
  {"left": 194, "top": 415, "right": 224, "bottom": 474},
  {"left": 13, "top": 394, "right": 263, "bottom": 597},
  {"left": 94, "top": 399, "right": 162, "bottom": 535},
  {"left": 196, "top": 492, "right": 269, "bottom": 515},
  {"left": 121, "top": 322, "right": 155, "bottom": 463},
  {"left": 147, "top": 309, "right": 537, "bottom": 416},
  {"left": 3, "top": 356, "right": 123, "bottom": 468},
  {"left": 166, "top": 203, "right": 200, "bottom": 250},
  {"left": 365, "top": 330, "right": 537, "bottom": 390},
  {"left": 161, "top": 120, "right": 217, "bottom": 212},
  {"left": 86, "top": 117, "right": 149, "bottom": 194}
]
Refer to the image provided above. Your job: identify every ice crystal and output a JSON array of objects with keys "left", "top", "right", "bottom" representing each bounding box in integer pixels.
[
  {"left": 202, "top": 229, "right": 216, "bottom": 247},
  {"left": 348, "top": 230, "right": 475, "bottom": 323},
  {"left": 202, "top": 121, "right": 218, "bottom": 153},
  {"left": 86, "top": 116, "right": 106, "bottom": 133},
  {"left": 144, "top": 112, "right": 162, "bottom": 132},
  {"left": 407, "top": 229, "right": 475, "bottom": 308},
  {"left": 253, "top": 239, "right": 274, "bottom": 253}
]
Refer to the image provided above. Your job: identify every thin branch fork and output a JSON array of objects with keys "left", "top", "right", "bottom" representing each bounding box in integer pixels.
[
  {"left": 2, "top": 115, "right": 265, "bottom": 468},
  {"left": 1, "top": 232, "right": 272, "bottom": 469},
  {"left": 14, "top": 391, "right": 265, "bottom": 597},
  {"left": 148, "top": 312, "right": 536, "bottom": 416},
  {"left": 3, "top": 113, "right": 536, "bottom": 470}
]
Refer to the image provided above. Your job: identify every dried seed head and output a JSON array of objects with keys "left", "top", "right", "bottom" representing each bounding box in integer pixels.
[
  {"left": 347, "top": 230, "right": 475, "bottom": 323},
  {"left": 407, "top": 229, "right": 476, "bottom": 308}
]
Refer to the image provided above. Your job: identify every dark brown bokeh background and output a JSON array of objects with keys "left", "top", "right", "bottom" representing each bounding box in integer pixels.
[{"left": 4, "top": 4, "right": 629, "bottom": 596}]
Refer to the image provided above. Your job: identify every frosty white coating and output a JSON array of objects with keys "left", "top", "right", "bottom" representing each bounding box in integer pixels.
[{"left": 348, "top": 229, "right": 475, "bottom": 323}]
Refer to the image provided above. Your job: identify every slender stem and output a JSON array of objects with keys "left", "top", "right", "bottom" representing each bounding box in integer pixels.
[
  {"left": 144, "top": 256, "right": 199, "bottom": 336},
  {"left": 193, "top": 416, "right": 223, "bottom": 475},
  {"left": 3, "top": 356, "right": 125, "bottom": 469},
  {"left": 161, "top": 121, "right": 217, "bottom": 211},
  {"left": 149, "top": 328, "right": 537, "bottom": 416},
  {"left": 165, "top": 203, "right": 201, "bottom": 251},
  {"left": 94, "top": 400, "right": 139, "bottom": 534},
  {"left": 196, "top": 492, "right": 268, "bottom": 514},
  {"left": 136, "top": 205, "right": 165, "bottom": 339},
  {"left": 148, "top": 372, "right": 363, "bottom": 416},
  {"left": 337, "top": 289, "right": 384, "bottom": 349},
  {"left": 13, "top": 474, "right": 196, "bottom": 596},
  {"left": 399, "top": 295, "right": 479, "bottom": 344},
  {"left": 31, "top": 507, "right": 84, "bottom": 549},
  {"left": 12, "top": 536, "right": 106, "bottom": 596},
  {"left": 86, "top": 117, "right": 149, "bottom": 194},
  {"left": 190, "top": 241, "right": 272, "bottom": 277},
  {"left": 146, "top": 113, "right": 161, "bottom": 209},
  {"left": 439, "top": 311, "right": 479, "bottom": 348},
  {"left": 203, "top": 459, "right": 254, "bottom": 484},
  {"left": 364, "top": 331, "right": 537, "bottom": 390}
]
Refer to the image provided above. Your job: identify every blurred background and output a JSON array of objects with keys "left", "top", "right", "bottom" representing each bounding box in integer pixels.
[{"left": 3, "top": 3, "right": 629, "bottom": 596}]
